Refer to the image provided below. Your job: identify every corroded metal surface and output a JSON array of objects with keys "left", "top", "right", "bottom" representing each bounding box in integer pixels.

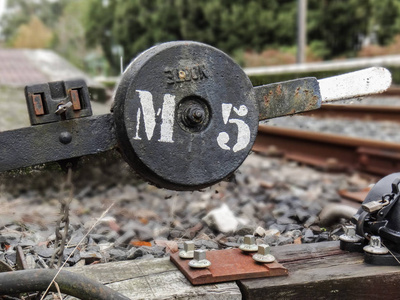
[
  {"left": 0, "top": 113, "right": 116, "bottom": 172},
  {"left": 170, "top": 248, "right": 287, "bottom": 285},
  {"left": 255, "top": 77, "right": 321, "bottom": 120}
]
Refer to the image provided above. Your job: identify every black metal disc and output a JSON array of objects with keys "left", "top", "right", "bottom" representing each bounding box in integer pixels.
[{"left": 113, "top": 41, "right": 258, "bottom": 190}]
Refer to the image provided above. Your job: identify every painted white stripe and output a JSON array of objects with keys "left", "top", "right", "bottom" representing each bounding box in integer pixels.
[{"left": 317, "top": 67, "right": 392, "bottom": 103}]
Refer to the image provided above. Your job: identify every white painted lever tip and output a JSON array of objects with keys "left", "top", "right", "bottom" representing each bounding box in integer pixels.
[{"left": 318, "top": 67, "right": 392, "bottom": 103}]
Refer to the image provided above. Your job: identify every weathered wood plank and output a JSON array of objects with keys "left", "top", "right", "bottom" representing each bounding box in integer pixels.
[
  {"left": 239, "top": 241, "right": 400, "bottom": 300},
  {"left": 68, "top": 257, "right": 242, "bottom": 299}
]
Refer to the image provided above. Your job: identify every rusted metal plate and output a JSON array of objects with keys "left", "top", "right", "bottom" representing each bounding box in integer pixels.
[
  {"left": 170, "top": 248, "right": 287, "bottom": 285},
  {"left": 255, "top": 77, "right": 321, "bottom": 120},
  {"left": 32, "top": 93, "right": 45, "bottom": 115},
  {"left": 70, "top": 89, "right": 82, "bottom": 111}
]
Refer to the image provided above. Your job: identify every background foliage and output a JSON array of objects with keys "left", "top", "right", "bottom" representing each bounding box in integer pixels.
[{"left": 1, "top": 0, "right": 399, "bottom": 75}]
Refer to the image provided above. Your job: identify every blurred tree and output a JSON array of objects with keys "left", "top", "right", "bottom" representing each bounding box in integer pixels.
[
  {"left": 52, "top": 1, "right": 89, "bottom": 69},
  {"left": 12, "top": 16, "right": 53, "bottom": 48},
  {"left": 2, "top": 0, "right": 400, "bottom": 74},
  {"left": 369, "top": 0, "right": 400, "bottom": 45},
  {"left": 308, "top": 0, "right": 372, "bottom": 58},
  {"left": 84, "top": 0, "right": 298, "bottom": 73},
  {"left": 1, "top": 0, "right": 69, "bottom": 45}
]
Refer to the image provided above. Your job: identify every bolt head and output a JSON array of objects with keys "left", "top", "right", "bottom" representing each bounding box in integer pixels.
[
  {"left": 189, "top": 249, "right": 211, "bottom": 269},
  {"left": 244, "top": 235, "right": 255, "bottom": 245},
  {"left": 344, "top": 225, "right": 356, "bottom": 237},
  {"left": 184, "top": 241, "right": 195, "bottom": 252},
  {"left": 370, "top": 236, "right": 381, "bottom": 248},
  {"left": 179, "top": 241, "right": 195, "bottom": 259},
  {"left": 194, "top": 249, "right": 206, "bottom": 261},
  {"left": 59, "top": 131, "right": 72, "bottom": 144},
  {"left": 253, "top": 244, "right": 275, "bottom": 263},
  {"left": 239, "top": 235, "right": 258, "bottom": 252},
  {"left": 257, "top": 244, "right": 271, "bottom": 256},
  {"left": 339, "top": 225, "right": 362, "bottom": 243},
  {"left": 363, "top": 236, "right": 389, "bottom": 255}
]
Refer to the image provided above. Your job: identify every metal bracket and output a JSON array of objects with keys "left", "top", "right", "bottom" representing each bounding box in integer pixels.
[{"left": 25, "top": 79, "right": 92, "bottom": 125}]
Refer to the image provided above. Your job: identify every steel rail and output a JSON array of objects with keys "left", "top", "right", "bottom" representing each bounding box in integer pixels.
[
  {"left": 0, "top": 269, "right": 129, "bottom": 300},
  {"left": 253, "top": 125, "right": 400, "bottom": 176},
  {"left": 300, "top": 104, "right": 400, "bottom": 122}
]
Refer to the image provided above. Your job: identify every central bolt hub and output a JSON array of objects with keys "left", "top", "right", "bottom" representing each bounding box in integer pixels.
[
  {"left": 177, "top": 96, "right": 210, "bottom": 133},
  {"left": 184, "top": 107, "right": 205, "bottom": 126}
]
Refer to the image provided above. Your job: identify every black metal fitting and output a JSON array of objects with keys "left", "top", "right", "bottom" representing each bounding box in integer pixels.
[{"left": 25, "top": 79, "right": 92, "bottom": 125}]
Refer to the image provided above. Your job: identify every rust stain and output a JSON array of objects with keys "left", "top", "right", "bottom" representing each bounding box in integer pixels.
[
  {"left": 295, "top": 87, "right": 301, "bottom": 97},
  {"left": 276, "top": 84, "right": 282, "bottom": 96},
  {"left": 32, "top": 94, "right": 45, "bottom": 116},
  {"left": 70, "top": 89, "right": 82, "bottom": 111},
  {"left": 306, "top": 95, "right": 319, "bottom": 110},
  {"left": 264, "top": 95, "right": 270, "bottom": 106}
]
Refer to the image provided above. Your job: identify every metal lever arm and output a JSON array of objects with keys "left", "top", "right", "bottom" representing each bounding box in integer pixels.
[
  {"left": 256, "top": 67, "right": 392, "bottom": 120},
  {"left": 0, "top": 114, "right": 116, "bottom": 172}
]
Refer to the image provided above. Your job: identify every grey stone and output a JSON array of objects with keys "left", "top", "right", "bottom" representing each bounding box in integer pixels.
[
  {"left": 201, "top": 240, "right": 219, "bottom": 249},
  {"left": 114, "top": 231, "right": 136, "bottom": 247},
  {"left": 276, "top": 217, "right": 296, "bottom": 225},
  {"left": 5, "top": 251, "right": 16, "bottom": 265},
  {"left": 269, "top": 223, "right": 287, "bottom": 233},
  {"left": 277, "top": 236, "right": 293, "bottom": 246},
  {"left": 89, "top": 234, "right": 108, "bottom": 243},
  {"left": 302, "top": 229, "right": 315, "bottom": 243},
  {"left": 169, "top": 229, "right": 183, "bottom": 239},
  {"left": 286, "top": 224, "right": 303, "bottom": 231},
  {"left": 236, "top": 224, "right": 256, "bottom": 236},
  {"left": 109, "top": 248, "right": 128, "bottom": 261},
  {"left": 35, "top": 246, "right": 54, "bottom": 258}
]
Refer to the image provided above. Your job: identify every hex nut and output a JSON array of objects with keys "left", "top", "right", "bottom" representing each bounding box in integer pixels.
[
  {"left": 339, "top": 225, "right": 362, "bottom": 243},
  {"left": 188, "top": 250, "right": 211, "bottom": 268},
  {"left": 363, "top": 236, "right": 389, "bottom": 255},
  {"left": 179, "top": 241, "right": 195, "bottom": 259},
  {"left": 253, "top": 244, "right": 275, "bottom": 263},
  {"left": 239, "top": 235, "right": 258, "bottom": 252}
]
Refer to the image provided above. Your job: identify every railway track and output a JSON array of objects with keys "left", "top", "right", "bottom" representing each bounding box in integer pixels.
[
  {"left": 300, "top": 104, "right": 400, "bottom": 122},
  {"left": 253, "top": 125, "right": 400, "bottom": 177}
]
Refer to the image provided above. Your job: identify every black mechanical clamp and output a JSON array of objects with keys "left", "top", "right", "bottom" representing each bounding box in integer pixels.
[{"left": 0, "top": 41, "right": 392, "bottom": 191}]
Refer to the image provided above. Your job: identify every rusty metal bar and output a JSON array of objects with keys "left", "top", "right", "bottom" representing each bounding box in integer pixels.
[
  {"left": 255, "top": 77, "right": 321, "bottom": 120},
  {"left": 0, "top": 114, "right": 116, "bottom": 172},
  {"left": 253, "top": 125, "right": 400, "bottom": 176},
  {"left": 300, "top": 104, "right": 400, "bottom": 122}
]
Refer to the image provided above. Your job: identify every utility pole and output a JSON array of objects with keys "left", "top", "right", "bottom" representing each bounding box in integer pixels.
[{"left": 297, "top": 0, "right": 307, "bottom": 64}]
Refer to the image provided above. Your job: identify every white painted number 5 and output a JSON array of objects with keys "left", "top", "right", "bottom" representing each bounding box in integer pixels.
[{"left": 217, "top": 103, "right": 250, "bottom": 152}]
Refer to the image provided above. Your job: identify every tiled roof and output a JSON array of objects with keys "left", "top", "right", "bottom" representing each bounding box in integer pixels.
[{"left": 0, "top": 48, "right": 101, "bottom": 87}]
